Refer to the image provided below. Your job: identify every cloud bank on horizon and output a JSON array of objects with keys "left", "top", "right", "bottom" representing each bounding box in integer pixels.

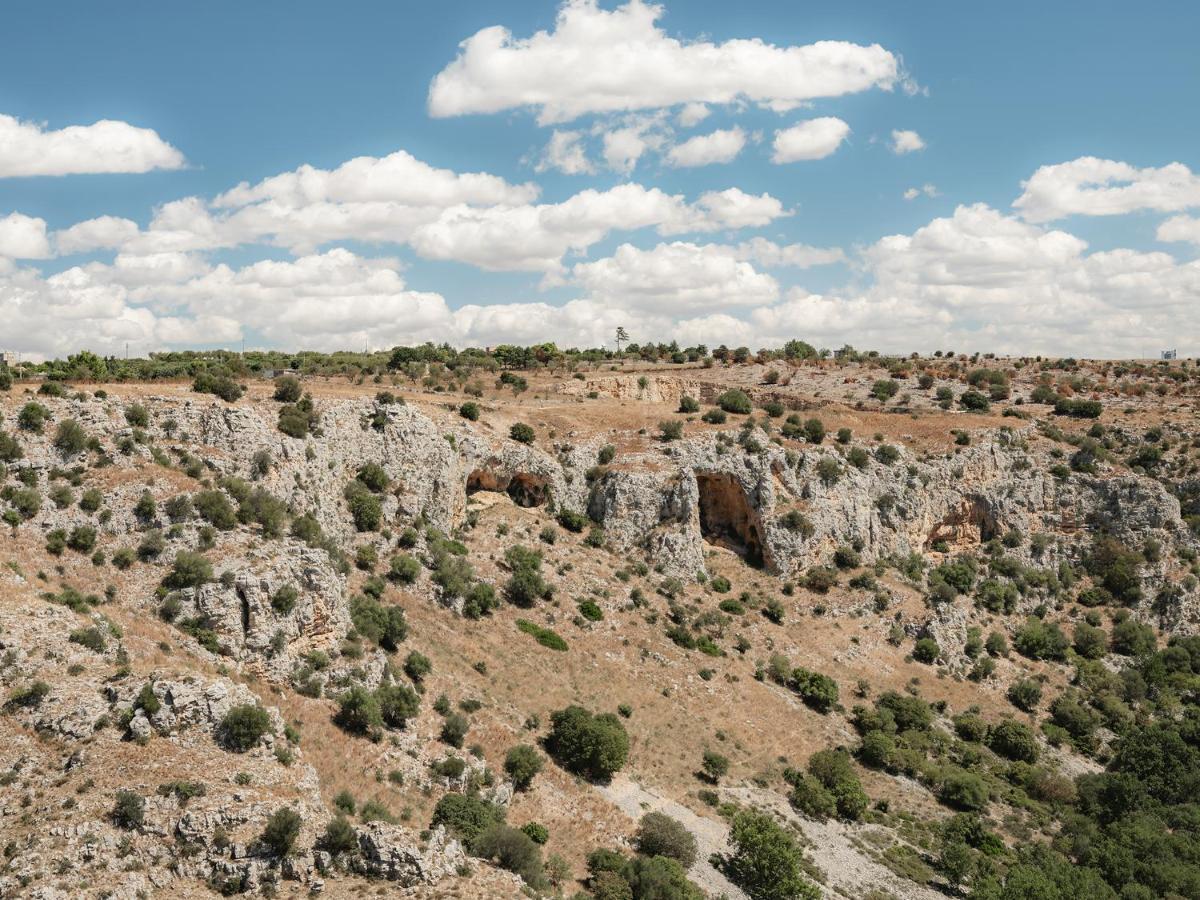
[{"left": 0, "top": 0, "right": 1198, "bottom": 360}]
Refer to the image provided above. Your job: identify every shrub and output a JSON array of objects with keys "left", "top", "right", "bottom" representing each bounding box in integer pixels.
[
  {"left": 1054, "top": 397, "right": 1103, "bottom": 418},
  {"left": 53, "top": 419, "right": 89, "bottom": 455},
  {"left": 404, "top": 651, "right": 432, "bottom": 682},
  {"left": 913, "top": 637, "right": 940, "bottom": 664},
  {"left": 0, "top": 430, "right": 22, "bottom": 463},
  {"left": 112, "top": 791, "right": 145, "bottom": 830},
  {"left": 802, "top": 418, "right": 825, "bottom": 444},
  {"left": 807, "top": 749, "right": 869, "bottom": 820},
  {"left": 193, "top": 371, "right": 244, "bottom": 402},
  {"left": 510, "top": 423, "right": 535, "bottom": 444},
  {"left": 636, "top": 811, "right": 698, "bottom": 868},
  {"left": 389, "top": 554, "right": 420, "bottom": 583},
  {"left": 1073, "top": 622, "right": 1108, "bottom": 660},
  {"left": 1111, "top": 618, "right": 1156, "bottom": 656},
  {"left": 194, "top": 490, "right": 237, "bottom": 530},
  {"left": 163, "top": 551, "right": 213, "bottom": 589},
  {"left": 320, "top": 816, "right": 357, "bottom": 855},
  {"left": 546, "top": 705, "right": 629, "bottom": 780},
  {"left": 791, "top": 667, "right": 839, "bottom": 713},
  {"left": 557, "top": 509, "right": 588, "bottom": 532},
  {"left": 441, "top": 712, "right": 469, "bottom": 748},
  {"left": 726, "top": 809, "right": 820, "bottom": 900},
  {"left": 334, "top": 686, "right": 383, "bottom": 736},
  {"left": 701, "top": 408, "right": 727, "bottom": 424},
  {"left": 988, "top": 720, "right": 1040, "bottom": 762},
  {"left": 356, "top": 461, "right": 390, "bottom": 493},
  {"left": 349, "top": 594, "right": 408, "bottom": 651},
  {"left": 1013, "top": 617, "right": 1070, "bottom": 661},
  {"left": 516, "top": 619, "right": 568, "bottom": 651},
  {"left": 261, "top": 807, "right": 302, "bottom": 856},
  {"left": 472, "top": 823, "right": 544, "bottom": 886},
  {"left": 376, "top": 682, "right": 420, "bottom": 728},
  {"left": 659, "top": 419, "right": 684, "bottom": 441},
  {"left": 18, "top": 402, "right": 50, "bottom": 432},
  {"left": 344, "top": 481, "right": 383, "bottom": 531},
  {"left": 505, "top": 545, "right": 550, "bottom": 607},
  {"left": 7, "top": 680, "right": 50, "bottom": 708},
  {"left": 219, "top": 704, "right": 272, "bottom": 752},
  {"left": 271, "top": 584, "right": 299, "bottom": 615},
  {"left": 277, "top": 397, "right": 318, "bottom": 437},
  {"left": 521, "top": 822, "right": 549, "bottom": 844},
  {"left": 1007, "top": 678, "right": 1043, "bottom": 712},
  {"left": 69, "top": 627, "right": 106, "bottom": 652},
  {"left": 504, "top": 744, "right": 544, "bottom": 791},
  {"left": 67, "top": 525, "right": 97, "bottom": 553},
  {"left": 431, "top": 792, "right": 504, "bottom": 844},
  {"left": 459, "top": 401, "right": 480, "bottom": 421},
  {"left": 717, "top": 390, "right": 752, "bottom": 414},
  {"left": 940, "top": 770, "right": 989, "bottom": 811},
  {"left": 959, "top": 391, "right": 990, "bottom": 411},
  {"left": 273, "top": 375, "right": 302, "bottom": 403},
  {"left": 678, "top": 395, "right": 700, "bottom": 413},
  {"left": 694, "top": 748, "right": 729, "bottom": 784}
]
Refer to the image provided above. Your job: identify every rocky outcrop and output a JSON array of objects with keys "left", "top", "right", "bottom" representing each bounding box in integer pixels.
[{"left": 353, "top": 823, "right": 467, "bottom": 885}]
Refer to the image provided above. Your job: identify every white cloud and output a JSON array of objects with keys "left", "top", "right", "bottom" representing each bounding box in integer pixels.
[
  {"left": 53, "top": 216, "right": 141, "bottom": 254},
  {"left": 1014, "top": 157, "right": 1200, "bottom": 223},
  {"left": 890, "top": 129, "right": 925, "bottom": 154},
  {"left": 903, "top": 183, "right": 939, "bottom": 200},
  {"left": 771, "top": 117, "right": 850, "bottom": 163},
  {"left": 733, "top": 237, "right": 845, "bottom": 268},
  {"left": 428, "top": 0, "right": 902, "bottom": 124},
  {"left": 0, "top": 113, "right": 184, "bottom": 178},
  {"left": 536, "top": 130, "right": 595, "bottom": 174},
  {"left": 571, "top": 241, "right": 779, "bottom": 312},
  {"left": 0, "top": 212, "right": 51, "bottom": 259},
  {"left": 666, "top": 127, "right": 746, "bottom": 168},
  {"left": 408, "top": 184, "right": 788, "bottom": 273},
  {"left": 677, "top": 102, "right": 710, "bottom": 128},
  {"left": 1157, "top": 214, "right": 1200, "bottom": 245},
  {"left": 602, "top": 126, "right": 651, "bottom": 174}
]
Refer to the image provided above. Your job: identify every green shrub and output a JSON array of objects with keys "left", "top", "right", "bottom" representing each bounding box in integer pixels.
[
  {"left": 459, "top": 401, "right": 480, "bottom": 421},
  {"left": 261, "top": 807, "right": 301, "bottom": 856},
  {"left": 271, "top": 584, "right": 299, "bottom": 615},
  {"left": 509, "top": 423, "right": 535, "bottom": 444},
  {"left": 791, "top": 667, "right": 839, "bottom": 713},
  {"left": 504, "top": 744, "right": 544, "bottom": 791},
  {"left": 725, "top": 809, "right": 820, "bottom": 900},
  {"left": 517, "top": 619, "right": 568, "bottom": 651},
  {"left": 334, "top": 686, "right": 383, "bottom": 736},
  {"left": 218, "top": 704, "right": 272, "bottom": 752},
  {"left": 431, "top": 792, "right": 504, "bottom": 844},
  {"left": 678, "top": 395, "right": 700, "bottom": 413},
  {"left": 1007, "top": 678, "right": 1043, "bottom": 712},
  {"left": 717, "top": 390, "right": 752, "bottom": 414},
  {"left": 988, "top": 720, "right": 1040, "bottom": 762},
  {"left": 635, "top": 811, "right": 697, "bottom": 868},
  {"left": 53, "top": 419, "right": 89, "bottom": 455},
  {"left": 193, "top": 371, "right": 244, "bottom": 402},
  {"left": 546, "top": 705, "right": 629, "bottom": 780},
  {"left": 376, "top": 682, "right": 420, "bottom": 728},
  {"left": 273, "top": 375, "right": 302, "bottom": 403},
  {"left": 389, "top": 554, "right": 420, "bottom": 584},
  {"left": 112, "top": 791, "right": 145, "bottom": 830},
  {"left": 163, "top": 551, "right": 213, "bottom": 589}
]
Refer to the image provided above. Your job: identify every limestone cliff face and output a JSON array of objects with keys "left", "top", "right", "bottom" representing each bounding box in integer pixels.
[{"left": 9, "top": 394, "right": 1197, "bottom": 632}]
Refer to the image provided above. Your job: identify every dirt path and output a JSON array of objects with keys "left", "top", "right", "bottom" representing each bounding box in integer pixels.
[{"left": 597, "top": 775, "right": 748, "bottom": 899}]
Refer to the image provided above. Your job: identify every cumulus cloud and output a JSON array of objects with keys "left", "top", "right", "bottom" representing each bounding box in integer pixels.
[
  {"left": 733, "top": 237, "right": 846, "bottom": 268},
  {"left": 666, "top": 127, "right": 746, "bottom": 168},
  {"left": 0, "top": 113, "right": 184, "bottom": 178},
  {"left": 771, "top": 117, "right": 850, "bottom": 163},
  {"left": 1014, "top": 157, "right": 1200, "bottom": 223},
  {"left": 54, "top": 216, "right": 141, "bottom": 254},
  {"left": 571, "top": 241, "right": 779, "bottom": 312},
  {"left": 428, "top": 0, "right": 902, "bottom": 124},
  {"left": 677, "top": 102, "right": 710, "bottom": 128},
  {"left": 602, "top": 126, "right": 652, "bottom": 174},
  {"left": 903, "top": 184, "right": 939, "bottom": 200},
  {"left": 409, "top": 184, "right": 787, "bottom": 273},
  {"left": 1157, "top": 215, "right": 1200, "bottom": 245},
  {"left": 536, "top": 130, "right": 595, "bottom": 174},
  {"left": 0, "top": 212, "right": 51, "bottom": 259},
  {"left": 890, "top": 129, "right": 925, "bottom": 154}
]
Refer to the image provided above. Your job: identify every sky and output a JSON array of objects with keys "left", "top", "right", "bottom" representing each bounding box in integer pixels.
[{"left": 0, "top": 0, "right": 1198, "bottom": 360}]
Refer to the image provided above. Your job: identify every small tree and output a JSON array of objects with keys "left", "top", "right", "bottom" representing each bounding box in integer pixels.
[
  {"left": 261, "top": 807, "right": 302, "bottom": 856},
  {"left": 546, "top": 705, "right": 629, "bottom": 781},
  {"left": 112, "top": 791, "right": 145, "bottom": 830},
  {"left": 510, "top": 423, "right": 535, "bottom": 444},
  {"left": 273, "top": 375, "right": 302, "bottom": 403},
  {"left": 725, "top": 809, "right": 820, "bottom": 900},
  {"left": 218, "top": 704, "right": 272, "bottom": 752},
  {"left": 636, "top": 811, "right": 697, "bottom": 868},
  {"left": 504, "top": 744, "right": 544, "bottom": 791}
]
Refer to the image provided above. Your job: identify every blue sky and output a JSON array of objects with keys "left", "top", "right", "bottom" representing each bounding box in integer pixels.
[{"left": 1, "top": 0, "right": 1198, "bottom": 358}]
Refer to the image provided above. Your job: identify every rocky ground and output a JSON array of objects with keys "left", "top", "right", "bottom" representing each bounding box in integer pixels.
[{"left": 1, "top": 352, "right": 1197, "bottom": 898}]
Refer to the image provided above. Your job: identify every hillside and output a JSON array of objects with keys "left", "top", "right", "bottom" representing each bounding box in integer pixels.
[{"left": 2, "top": 349, "right": 1199, "bottom": 900}]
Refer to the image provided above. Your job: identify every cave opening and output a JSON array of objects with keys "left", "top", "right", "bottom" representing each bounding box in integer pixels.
[
  {"left": 465, "top": 469, "right": 549, "bottom": 508},
  {"left": 696, "top": 472, "right": 765, "bottom": 567}
]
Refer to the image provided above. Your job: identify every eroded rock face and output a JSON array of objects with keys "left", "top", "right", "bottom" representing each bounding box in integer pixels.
[{"left": 353, "top": 823, "right": 466, "bottom": 885}]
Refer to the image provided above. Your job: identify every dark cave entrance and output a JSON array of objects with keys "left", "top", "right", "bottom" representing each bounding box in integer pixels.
[
  {"left": 696, "top": 472, "right": 765, "bottom": 567},
  {"left": 466, "top": 469, "right": 549, "bottom": 508}
]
